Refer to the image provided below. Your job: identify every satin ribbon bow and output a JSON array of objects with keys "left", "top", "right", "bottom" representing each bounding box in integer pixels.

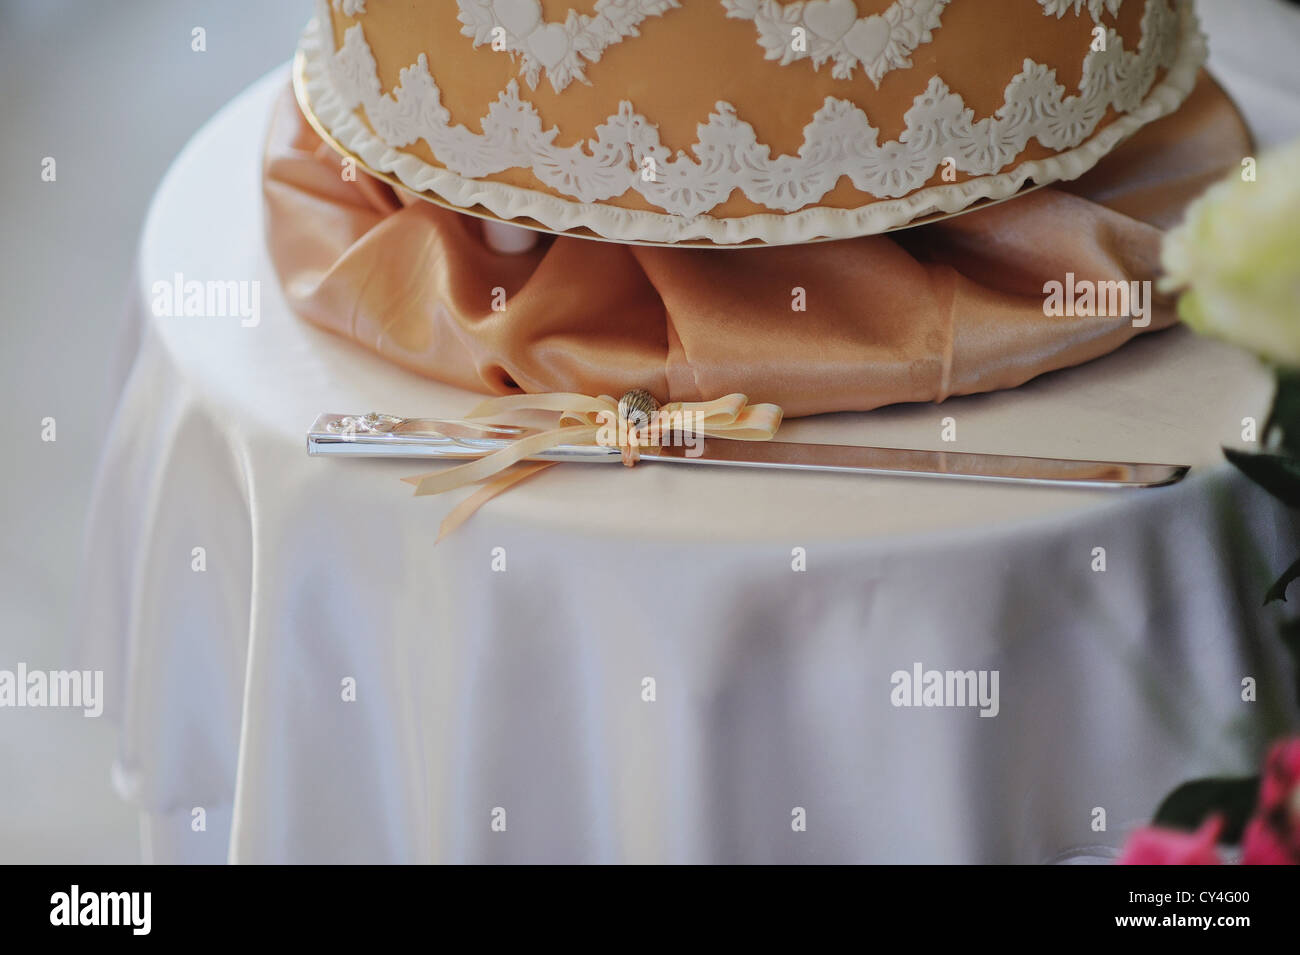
[{"left": 401, "top": 392, "right": 784, "bottom": 540}]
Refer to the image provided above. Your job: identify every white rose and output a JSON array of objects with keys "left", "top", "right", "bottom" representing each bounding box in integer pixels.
[{"left": 1160, "top": 139, "right": 1300, "bottom": 367}]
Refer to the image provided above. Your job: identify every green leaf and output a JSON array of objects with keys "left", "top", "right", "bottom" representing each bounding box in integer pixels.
[
  {"left": 1223, "top": 448, "right": 1300, "bottom": 508},
  {"left": 1152, "top": 777, "right": 1260, "bottom": 844},
  {"left": 1265, "top": 369, "right": 1300, "bottom": 455},
  {"left": 1265, "top": 556, "right": 1300, "bottom": 605},
  {"left": 1281, "top": 617, "right": 1300, "bottom": 662},
  {"left": 1280, "top": 618, "right": 1300, "bottom": 710}
]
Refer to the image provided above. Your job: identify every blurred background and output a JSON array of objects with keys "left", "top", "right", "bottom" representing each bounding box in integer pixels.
[
  {"left": 0, "top": 0, "right": 312, "bottom": 863},
  {"left": 0, "top": 0, "right": 1296, "bottom": 863}
]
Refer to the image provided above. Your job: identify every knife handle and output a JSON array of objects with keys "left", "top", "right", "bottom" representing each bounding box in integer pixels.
[{"left": 307, "top": 412, "right": 621, "bottom": 461}]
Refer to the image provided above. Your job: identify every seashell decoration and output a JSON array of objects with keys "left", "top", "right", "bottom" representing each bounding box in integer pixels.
[{"left": 617, "top": 389, "right": 660, "bottom": 431}]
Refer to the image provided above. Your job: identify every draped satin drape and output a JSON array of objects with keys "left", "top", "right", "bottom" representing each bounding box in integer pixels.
[{"left": 263, "top": 74, "right": 1249, "bottom": 418}]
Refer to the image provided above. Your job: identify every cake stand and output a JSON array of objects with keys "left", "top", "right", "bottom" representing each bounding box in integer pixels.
[{"left": 81, "top": 65, "right": 1300, "bottom": 863}]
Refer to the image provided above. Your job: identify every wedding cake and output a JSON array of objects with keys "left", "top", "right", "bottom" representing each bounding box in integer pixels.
[{"left": 299, "top": 0, "right": 1206, "bottom": 243}]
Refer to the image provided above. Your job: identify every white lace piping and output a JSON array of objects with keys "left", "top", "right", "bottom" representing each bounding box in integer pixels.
[
  {"left": 456, "top": 0, "right": 682, "bottom": 94},
  {"left": 1039, "top": 0, "right": 1124, "bottom": 18},
  {"left": 300, "top": 0, "right": 1205, "bottom": 245},
  {"left": 722, "top": 0, "right": 1127, "bottom": 86},
  {"left": 722, "top": 0, "right": 952, "bottom": 85}
]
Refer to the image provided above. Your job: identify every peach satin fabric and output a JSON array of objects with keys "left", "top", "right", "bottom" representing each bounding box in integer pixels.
[{"left": 263, "top": 73, "right": 1249, "bottom": 418}]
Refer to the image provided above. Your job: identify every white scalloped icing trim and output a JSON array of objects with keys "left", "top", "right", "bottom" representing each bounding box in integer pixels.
[{"left": 299, "top": 0, "right": 1206, "bottom": 245}]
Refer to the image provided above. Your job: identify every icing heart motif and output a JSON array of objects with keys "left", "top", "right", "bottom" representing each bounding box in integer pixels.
[
  {"left": 802, "top": 0, "right": 857, "bottom": 42},
  {"left": 725, "top": 0, "right": 952, "bottom": 85},
  {"left": 492, "top": 0, "right": 541, "bottom": 39},
  {"left": 843, "top": 15, "right": 893, "bottom": 65},
  {"left": 526, "top": 22, "right": 571, "bottom": 70},
  {"left": 460, "top": 0, "right": 683, "bottom": 93}
]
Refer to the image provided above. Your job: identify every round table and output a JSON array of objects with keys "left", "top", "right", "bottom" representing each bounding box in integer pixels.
[{"left": 83, "top": 62, "right": 1300, "bottom": 863}]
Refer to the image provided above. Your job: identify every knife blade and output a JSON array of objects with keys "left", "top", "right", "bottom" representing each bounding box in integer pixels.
[{"left": 307, "top": 413, "right": 1189, "bottom": 489}]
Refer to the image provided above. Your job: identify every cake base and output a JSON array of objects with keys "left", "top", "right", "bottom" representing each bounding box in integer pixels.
[
  {"left": 268, "top": 65, "right": 1251, "bottom": 416},
  {"left": 291, "top": 49, "right": 1049, "bottom": 250},
  {"left": 296, "top": 2, "right": 1207, "bottom": 245}
]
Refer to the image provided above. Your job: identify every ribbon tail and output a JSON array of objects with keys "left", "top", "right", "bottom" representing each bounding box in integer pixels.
[
  {"left": 435, "top": 461, "right": 554, "bottom": 542},
  {"left": 401, "top": 424, "right": 597, "bottom": 496},
  {"left": 397, "top": 391, "right": 784, "bottom": 542}
]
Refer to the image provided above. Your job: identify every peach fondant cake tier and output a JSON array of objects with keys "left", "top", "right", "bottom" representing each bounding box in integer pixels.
[{"left": 299, "top": 0, "right": 1206, "bottom": 244}]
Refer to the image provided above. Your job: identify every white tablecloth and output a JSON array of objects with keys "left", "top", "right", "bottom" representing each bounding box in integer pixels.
[{"left": 83, "top": 4, "right": 1300, "bottom": 863}]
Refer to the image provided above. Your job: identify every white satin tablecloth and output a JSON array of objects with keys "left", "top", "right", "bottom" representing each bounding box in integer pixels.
[{"left": 84, "top": 32, "right": 1300, "bottom": 863}]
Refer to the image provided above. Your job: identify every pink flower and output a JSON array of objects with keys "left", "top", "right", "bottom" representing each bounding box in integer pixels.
[
  {"left": 1240, "top": 739, "right": 1300, "bottom": 865},
  {"left": 1240, "top": 817, "right": 1297, "bottom": 864},
  {"left": 1255, "top": 739, "right": 1300, "bottom": 814},
  {"left": 1119, "top": 738, "right": 1300, "bottom": 865},
  {"left": 1119, "top": 817, "right": 1224, "bottom": 865}
]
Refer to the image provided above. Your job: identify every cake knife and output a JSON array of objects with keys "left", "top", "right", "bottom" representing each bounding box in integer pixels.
[{"left": 307, "top": 413, "right": 1189, "bottom": 489}]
